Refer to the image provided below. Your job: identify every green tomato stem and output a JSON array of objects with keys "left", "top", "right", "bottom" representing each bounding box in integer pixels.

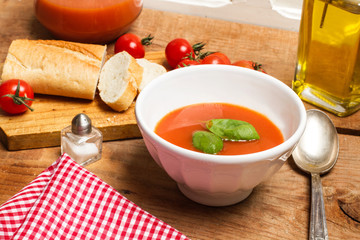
[
  {"left": 1, "top": 94, "right": 34, "bottom": 111},
  {"left": 1, "top": 80, "right": 34, "bottom": 112}
]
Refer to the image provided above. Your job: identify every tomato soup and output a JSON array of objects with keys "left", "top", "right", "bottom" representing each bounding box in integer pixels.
[
  {"left": 155, "top": 103, "right": 284, "bottom": 155},
  {"left": 34, "top": 0, "right": 143, "bottom": 43}
]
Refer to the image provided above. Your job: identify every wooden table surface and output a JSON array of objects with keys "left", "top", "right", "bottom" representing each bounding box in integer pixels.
[{"left": 1, "top": 1, "right": 360, "bottom": 239}]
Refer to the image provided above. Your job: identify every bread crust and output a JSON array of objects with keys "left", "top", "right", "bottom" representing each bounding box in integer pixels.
[
  {"left": 98, "top": 51, "right": 140, "bottom": 112},
  {"left": 1, "top": 39, "right": 106, "bottom": 100},
  {"left": 103, "top": 76, "right": 138, "bottom": 112},
  {"left": 128, "top": 56, "right": 143, "bottom": 89},
  {"left": 136, "top": 58, "right": 166, "bottom": 91}
]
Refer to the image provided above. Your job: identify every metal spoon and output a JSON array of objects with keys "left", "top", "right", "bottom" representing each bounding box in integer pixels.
[{"left": 292, "top": 109, "right": 339, "bottom": 240}]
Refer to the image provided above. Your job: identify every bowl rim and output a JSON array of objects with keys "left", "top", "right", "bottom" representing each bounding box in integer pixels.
[{"left": 135, "top": 64, "right": 307, "bottom": 164}]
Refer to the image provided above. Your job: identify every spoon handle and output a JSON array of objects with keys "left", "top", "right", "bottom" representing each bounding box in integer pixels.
[{"left": 310, "top": 173, "right": 328, "bottom": 240}]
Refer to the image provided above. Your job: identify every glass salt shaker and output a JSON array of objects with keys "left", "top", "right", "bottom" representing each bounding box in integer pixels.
[{"left": 61, "top": 113, "right": 103, "bottom": 166}]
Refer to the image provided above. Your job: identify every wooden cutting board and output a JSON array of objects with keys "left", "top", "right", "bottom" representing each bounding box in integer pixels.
[{"left": 0, "top": 51, "right": 168, "bottom": 151}]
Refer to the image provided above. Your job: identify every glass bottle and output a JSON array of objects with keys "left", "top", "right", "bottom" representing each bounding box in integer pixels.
[
  {"left": 61, "top": 113, "right": 103, "bottom": 166},
  {"left": 293, "top": 0, "right": 360, "bottom": 117}
]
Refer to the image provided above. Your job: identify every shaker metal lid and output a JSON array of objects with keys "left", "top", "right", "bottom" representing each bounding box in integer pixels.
[{"left": 71, "top": 113, "right": 92, "bottom": 135}]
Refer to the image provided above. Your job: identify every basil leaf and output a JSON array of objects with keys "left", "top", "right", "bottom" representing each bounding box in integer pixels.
[
  {"left": 192, "top": 131, "right": 223, "bottom": 154},
  {"left": 206, "top": 119, "right": 260, "bottom": 141}
]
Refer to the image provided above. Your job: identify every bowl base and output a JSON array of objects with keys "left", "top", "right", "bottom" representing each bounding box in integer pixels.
[{"left": 178, "top": 184, "right": 253, "bottom": 207}]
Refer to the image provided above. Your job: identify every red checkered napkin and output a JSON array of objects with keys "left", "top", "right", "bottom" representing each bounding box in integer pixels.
[{"left": 0, "top": 153, "right": 189, "bottom": 240}]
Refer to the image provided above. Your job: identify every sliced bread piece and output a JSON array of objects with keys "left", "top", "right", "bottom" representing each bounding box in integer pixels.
[
  {"left": 136, "top": 58, "right": 167, "bottom": 92},
  {"left": 98, "top": 51, "right": 142, "bottom": 112}
]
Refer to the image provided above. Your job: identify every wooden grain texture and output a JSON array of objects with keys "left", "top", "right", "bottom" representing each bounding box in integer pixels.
[
  {"left": 0, "top": 95, "right": 141, "bottom": 150},
  {"left": 1, "top": 1, "right": 360, "bottom": 239},
  {"left": 0, "top": 135, "right": 359, "bottom": 239}
]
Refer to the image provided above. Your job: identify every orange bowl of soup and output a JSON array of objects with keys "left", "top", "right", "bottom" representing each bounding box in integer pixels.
[
  {"left": 34, "top": 0, "right": 143, "bottom": 43},
  {"left": 135, "top": 65, "right": 306, "bottom": 206}
]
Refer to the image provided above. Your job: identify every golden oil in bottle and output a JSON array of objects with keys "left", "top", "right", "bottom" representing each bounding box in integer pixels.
[{"left": 293, "top": 0, "right": 360, "bottom": 117}]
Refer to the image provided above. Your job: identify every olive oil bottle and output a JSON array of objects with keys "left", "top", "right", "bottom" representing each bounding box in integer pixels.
[{"left": 293, "top": 0, "right": 360, "bottom": 116}]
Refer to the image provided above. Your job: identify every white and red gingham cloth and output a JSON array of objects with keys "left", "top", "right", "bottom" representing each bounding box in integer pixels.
[{"left": 0, "top": 153, "right": 189, "bottom": 240}]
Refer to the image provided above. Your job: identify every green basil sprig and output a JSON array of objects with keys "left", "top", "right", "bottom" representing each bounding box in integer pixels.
[
  {"left": 192, "top": 119, "right": 260, "bottom": 154},
  {"left": 192, "top": 131, "right": 224, "bottom": 154},
  {"left": 206, "top": 119, "right": 260, "bottom": 141}
]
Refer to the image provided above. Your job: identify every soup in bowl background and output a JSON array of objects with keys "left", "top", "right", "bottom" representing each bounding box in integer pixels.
[{"left": 135, "top": 65, "right": 306, "bottom": 206}]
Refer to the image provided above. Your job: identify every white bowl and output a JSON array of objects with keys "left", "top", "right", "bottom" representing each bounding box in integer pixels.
[{"left": 135, "top": 65, "right": 306, "bottom": 206}]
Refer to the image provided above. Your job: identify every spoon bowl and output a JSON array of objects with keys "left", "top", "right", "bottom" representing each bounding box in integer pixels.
[
  {"left": 292, "top": 109, "right": 339, "bottom": 174},
  {"left": 292, "top": 109, "right": 339, "bottom": 240}
]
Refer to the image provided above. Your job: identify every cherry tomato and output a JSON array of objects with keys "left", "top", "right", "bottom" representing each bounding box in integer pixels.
[
  {"left": 210, "top": 52, "right": 231, "bottom": 65},
  {"left": 0, "top": 79, "right": 34, "bottom": 114},
  {"left": 165, "top": 38, "right": 195, "bottom": 69},
  {"left": 201, "top": 54, "right": 228, "bottom": 65},
  {"left": 233, "top": 60, "right": 267, "bottom": 73},
  {"left": 232, "top": 60, "right": 255, "bottom": 69},
  {"left": 114, "top": 33, "right": 153, "bottom": 58},
  {"left": 176, "top": 59, "right": 200, "bottom": 68}
]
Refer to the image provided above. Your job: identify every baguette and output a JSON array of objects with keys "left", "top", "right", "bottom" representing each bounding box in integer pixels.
[
  {"left": 136, "top": 58, "right": 167, "bottom": 92},
  {"left": 98, "top": 51, "right": 143, "bottom": 112},
  {"left": 1, "top": 39, "right": 106, "bottom": 100}
]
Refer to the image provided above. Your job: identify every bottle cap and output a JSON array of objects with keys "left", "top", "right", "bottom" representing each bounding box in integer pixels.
[{"left": 71, "top": 113, "right": 92, "bottom": 135}]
